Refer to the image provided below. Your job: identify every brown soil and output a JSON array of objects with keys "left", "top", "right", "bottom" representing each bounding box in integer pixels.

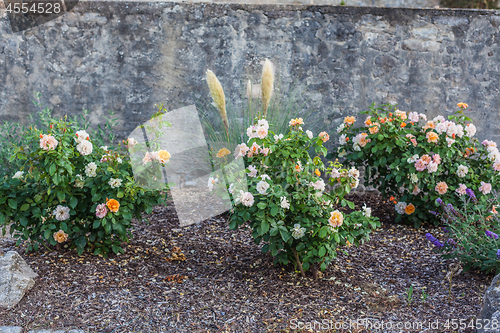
[{"left": 0, "top": 193, "right": 492, "bottom": 332}]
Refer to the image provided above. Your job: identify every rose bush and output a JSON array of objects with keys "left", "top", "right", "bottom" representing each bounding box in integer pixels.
[
  {"left": 214, "top": 118, "right": 379, "bottom": 278},
  {"left": 0, "top": 116, "right": 168, "bottom": 256},
  {"left": 336, "top": 102, "right": 498, "bottom": 227}
]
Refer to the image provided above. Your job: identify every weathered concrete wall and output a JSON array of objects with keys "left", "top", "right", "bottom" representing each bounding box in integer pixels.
[{"left": 1, "top": 2, "right": 500, "bottom": 145}]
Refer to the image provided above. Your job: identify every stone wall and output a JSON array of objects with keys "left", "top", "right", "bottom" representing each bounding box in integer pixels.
[
  {"left": 112, "top": 0, "right": 442, "bottom": 7},
  {"left": 1, "top": 2, "right": 500, "bottom": 145}
]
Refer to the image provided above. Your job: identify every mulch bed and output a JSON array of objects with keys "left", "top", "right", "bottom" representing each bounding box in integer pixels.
[{"left": 0, "top": 193, "right": 493, "bottom": 332}]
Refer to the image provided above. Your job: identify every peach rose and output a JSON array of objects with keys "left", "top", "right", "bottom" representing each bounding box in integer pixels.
[
  {"left": 369, "top": 123, "right": 380, "bottom": 134},
  {"left": 318, "top": 131, "right": 329, "bottom": 142},
  {"left": 158, "top": 150, "right": 171, "bottom": 163},
  {"left": 344, "top": 116, "right": 356, "bottom": 126},
  {"left": 426, "top": 131, "right": 439, "bottom": 143},
  {"left": 216, "top": 148, "right": 230, "bottom": 158},
  {"left": 435, "top": 181, "right": 448, "bottom": 195},
  {"left": 53, "top": 229, "right": 68, "bottom": 243},
  {"left": 328, "top": 210, "right": 344, "bottom": 228}
]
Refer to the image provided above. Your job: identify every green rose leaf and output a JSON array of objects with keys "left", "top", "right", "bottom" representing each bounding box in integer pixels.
[{"left": 69, "top": 197, "right": 78, "bottom": 209}]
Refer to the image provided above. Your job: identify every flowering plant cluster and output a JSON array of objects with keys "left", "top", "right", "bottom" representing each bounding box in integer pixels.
[
  {"left": 336, "top": 102, "right": 497, "bottom": 227},
  {"left": 214, "top": 118, "right": 379, "bottom": 278},
  {"left": 0, "top": 117, "right": 167, "bottom": 255},
  {"left": 426, "top": 190, "right": 500, "bottom": 274}
]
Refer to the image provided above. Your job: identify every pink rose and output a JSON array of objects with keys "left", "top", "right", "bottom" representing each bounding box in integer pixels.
[
  {"left": 456, "top": 184, "right": 467, "bottom": 196},
  {"left": 96, "top": 203, "right": 108, "bottom": 219},
  {"left": 415, "top": 159, "right": 427, "bottom": 172}
]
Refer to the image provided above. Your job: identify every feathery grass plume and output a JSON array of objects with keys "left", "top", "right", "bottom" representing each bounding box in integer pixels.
[
  {"left": 261, "top": 59, "right": 274, "bottom": 118},
  {"left": 206, "top": 69, "right": 228, "bottom": 135}
]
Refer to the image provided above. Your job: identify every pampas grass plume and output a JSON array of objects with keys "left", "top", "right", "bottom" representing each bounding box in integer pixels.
[
  {"left": 206, "top": 69, "right": 228, "bottom": 134},
  {"left": 261, "top": 59, "right": 274, "bottom": 117}
]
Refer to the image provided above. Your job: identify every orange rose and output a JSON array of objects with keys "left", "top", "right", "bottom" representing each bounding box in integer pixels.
[
  {"left": 464, "top": 147, "right": 476, "bottom": 157},
  {"left": 405, "top": 203, "right": 415, "bottom": 215},
  {"left": 315, "top": 169, "right": 321, "bottom": 176},
  {"left": 401, "top": 122, "right": 407, "bottom": 128},
  {"left": 106, "top": 198, "right": 120, "bottom": 213},
  {"left": 457, "top": 102, "right": 468, "bottom": 109},
  {"left": 364, "top": 117, "right": 372, "bottom": 126},
  {"left": 344, "top": 116, "right": 356, "bottom": 126}
]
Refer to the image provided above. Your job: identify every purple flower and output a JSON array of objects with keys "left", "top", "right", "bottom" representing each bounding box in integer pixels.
[
  {"left": 429, "top": 211, "right": 438, "bottom": 216},
  {"left": 446, "top": 204, "right": 458, "bottom": 215},
  {"left": 466, "top": 188, "right": 477, "bottom": 202},
  {"left": 425, "top": 233, "right": 444, "bottom": 248},
  {"left": 442, "top": 227, "right": 449, "bottom": 233},
  {"left": 436, "top": 198, "right": 444, "bottom": 205},
  {"left": 485, "top": 230, "right": 499, "bottom": 240},
  {"left": 446, "top": 239, "right": 456, "bottom": 247},
  {"left": 497, "top": 249, "right": 500, "bottom": 259}
]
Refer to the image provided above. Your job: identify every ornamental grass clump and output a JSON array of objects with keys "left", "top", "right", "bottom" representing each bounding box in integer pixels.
[
  {"left": 337, "top": 102, "right": 498, "bottom": 227},
  {"left": 0, "top": 114, "right": 167, "bottom": 256},
  {"left": 431, "top": 190, "right": 500, "bottom": 274},
  {"left": 201, "top": 60, "right": 310, "bottom": 156}
]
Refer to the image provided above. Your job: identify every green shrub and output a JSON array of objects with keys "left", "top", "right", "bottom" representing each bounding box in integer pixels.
[
  {"left": 217, "top": 118, "right": 379, "bottom": 278},
  {"left": 429, "top": 190, "right": 500, "bottom": 274},
  {"left": 0, "top": 92, "right": 118, "bottom": 178},
  {"left": 0, "top": 115, "right": 168, "bottom": 256},
  {"left": 336, "top": 102, "right": 498, "bottom": 227}
]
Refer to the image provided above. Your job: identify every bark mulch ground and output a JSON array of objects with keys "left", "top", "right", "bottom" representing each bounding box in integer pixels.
[{"left": 0, "top": 193, "right": 493, "bottom": 333}]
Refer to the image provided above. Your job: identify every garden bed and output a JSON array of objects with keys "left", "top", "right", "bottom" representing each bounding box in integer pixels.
[{"left": 0, "top": 193, "right": 492, "bottom": 332}]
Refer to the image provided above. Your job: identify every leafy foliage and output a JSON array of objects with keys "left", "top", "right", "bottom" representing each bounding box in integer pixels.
[
  {"left": 336, "top": 103, "right": 497, "bottom": 227},
  {"left": 215, "top": 118, "right": 379, "bottom": 277},
  {"left": 434, "top": 191, "right": 500, "bottom": 274},
  {"left": 0, "top": 92, "right": 118, "bottom": 178},
  {"left": 0, "top": 111, "right": 167, "bottom": 256}
]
